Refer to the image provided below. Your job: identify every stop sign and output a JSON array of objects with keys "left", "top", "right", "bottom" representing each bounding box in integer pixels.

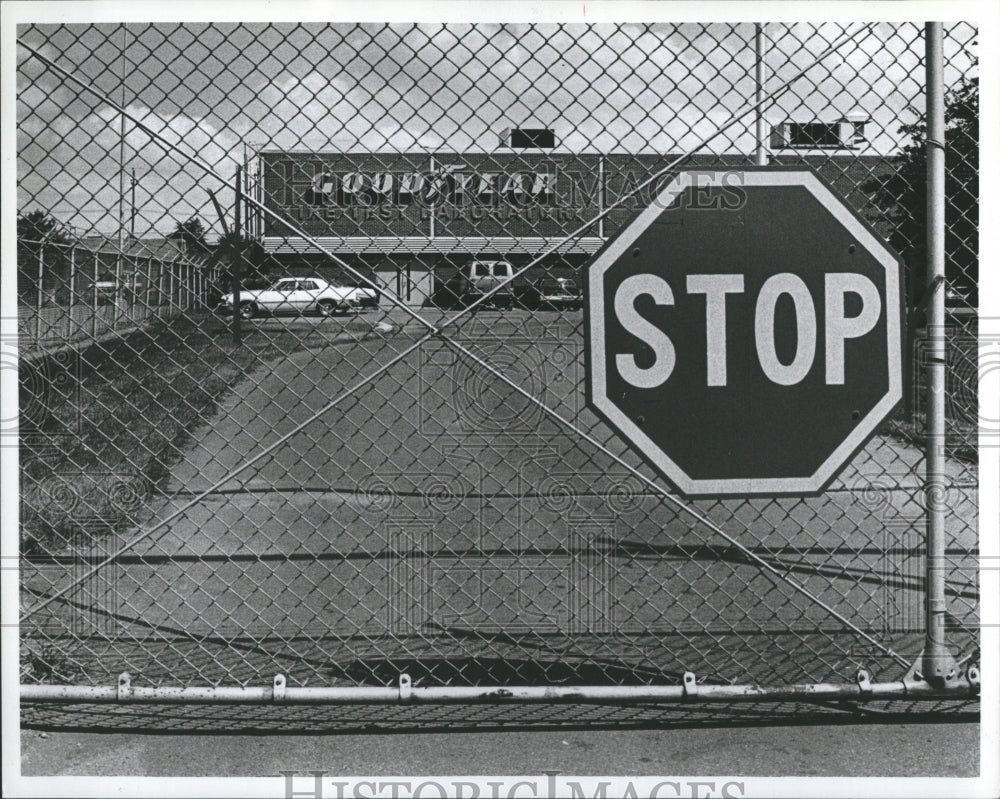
[{"left": 586, "top": 168, "right": 903, "bottom": 496}]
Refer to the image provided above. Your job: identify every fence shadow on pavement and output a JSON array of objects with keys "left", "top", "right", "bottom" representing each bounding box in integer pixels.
[{"left": 20, "top": 699, "right": 979, "bottom": 736}]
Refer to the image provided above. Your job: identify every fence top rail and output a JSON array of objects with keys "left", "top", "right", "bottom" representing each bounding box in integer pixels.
[{"left": 18, "top": 238, "right": 212, "bottom": 268}]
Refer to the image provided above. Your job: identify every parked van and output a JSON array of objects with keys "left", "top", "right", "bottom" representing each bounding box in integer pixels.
[{"left": 442, "top": 260, "right": 516, "bottom": 308}]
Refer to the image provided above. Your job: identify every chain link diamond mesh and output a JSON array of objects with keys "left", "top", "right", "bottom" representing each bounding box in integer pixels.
[{"left": 16, "top": 22, "right": 979, "bottom": 699}]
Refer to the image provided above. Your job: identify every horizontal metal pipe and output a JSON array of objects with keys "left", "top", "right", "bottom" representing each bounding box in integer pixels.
[{"left": 21, "top": 679, "right": 977, "bottom": 705}]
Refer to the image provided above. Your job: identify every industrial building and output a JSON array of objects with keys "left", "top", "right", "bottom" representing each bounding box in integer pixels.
[{"left": 249, "top": 147, "right": 896, "bottom": 306}]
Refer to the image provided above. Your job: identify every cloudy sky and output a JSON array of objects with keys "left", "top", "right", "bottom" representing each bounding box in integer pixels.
[{"left": 15, "top": 21, "right": 977, "bottom": 238}]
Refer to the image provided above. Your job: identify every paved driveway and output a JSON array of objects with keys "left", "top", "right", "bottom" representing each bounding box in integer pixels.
[{"left": 25, "top": 310, "right": 979, "bottom": 688}]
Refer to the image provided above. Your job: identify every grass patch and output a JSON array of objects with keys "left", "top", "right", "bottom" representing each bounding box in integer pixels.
[
  {"left": 887, "top": 414, "right": 979, "bottom": 465},
  {"left": 20, "top": 311, "right": 374, "bottom": 552},
  {"left": 20, "top": 641, "right": 84, "bottom": 684}
]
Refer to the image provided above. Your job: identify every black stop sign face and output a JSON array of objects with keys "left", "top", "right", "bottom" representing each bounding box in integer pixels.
[{"left": 586, "top": 168, "right": 903, "bottom": 497}]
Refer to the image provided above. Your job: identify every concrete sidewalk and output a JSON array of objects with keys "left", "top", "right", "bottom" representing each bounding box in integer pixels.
[{"left": 19, "top": 720, "right": 980, "bottom": 777}]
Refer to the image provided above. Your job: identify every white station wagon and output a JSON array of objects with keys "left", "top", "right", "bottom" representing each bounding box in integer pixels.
[{"left": 221, "top": 277, "right": 378, "bottom": 319}]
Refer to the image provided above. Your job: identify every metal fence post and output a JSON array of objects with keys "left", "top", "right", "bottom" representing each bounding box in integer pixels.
[
  {"left": 35, "top": 243, "right": 44, "bottom": 340},
  {"left": 145, "top": 257, "right": 153, "bottom": 319},
  {"left": 921, "top": 21, "right": 957, "bottom": 685},
  {"left": 90, "top": 252, "right": 97, "bottom": 339},
  {"left": 124, "top": 254, "right": 132, "bottom": 324},
  {"left": 129, "top": 254, "right": 137, "bottom": 323},
  {"left": 68, "top": 244, "right": 76, "bottom": 339},
  {"left": 232, "top": 165, "right": 243, "bottom": 345},
  {"left": 754, "top": 23, "right": 768, "bottom": 166},
  {"left": 157, "top": 259, "right": 164, "bottom": 317},
  {"left": 113, "top": 250, "right": 122, "bottom": 328}
]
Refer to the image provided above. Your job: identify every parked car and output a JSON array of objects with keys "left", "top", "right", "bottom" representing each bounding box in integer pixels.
[
  {"left": 343, "top": 281, "right": 381, "bottom": 309},
  {"left": 208, "top": 276, "right": 271, "bottom": 311},
  {"left": 440, "top": 260, "right": 516, "bottom": 308},
  {"left": 220, "top": 276, "right": 378, "bottom": 319},
  {"left": 518, "top": 276, "right": 582, "bottom": 310}
]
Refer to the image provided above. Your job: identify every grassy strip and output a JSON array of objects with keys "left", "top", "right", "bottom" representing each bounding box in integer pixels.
[{"left": 20, "top": 311, "right": 374, "bottom": 554}]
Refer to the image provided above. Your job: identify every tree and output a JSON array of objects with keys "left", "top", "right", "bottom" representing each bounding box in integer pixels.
[
  {"left": 170, "top": 216, "right": 210, "bottom": 256},
  {"left": 17, "top": 211, "right": 72, "bottom": 303},
  {"left": 863, "top": 69, "right": 978, "bottom": 306},
  {"left": 212, "top": 232, "right": 270, "bottom": 286},
  {"left": 18, "top": 210, "right": 72, "bottom": 245}
]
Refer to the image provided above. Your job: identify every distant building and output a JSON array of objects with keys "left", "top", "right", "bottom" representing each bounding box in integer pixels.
[
  {"left": 75, "top": 235, "right": 210, "bottom": 281},
  {"left": 77, "top": 235, "right": 208, "bottom": 264},
  {"left": 249, "top": 150, "right": 899, "bottom": 306}
]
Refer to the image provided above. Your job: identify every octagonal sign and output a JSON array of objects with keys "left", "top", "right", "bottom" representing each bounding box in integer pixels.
[{"left": 586, "top": 168, "right": 903, "bottom": 496}]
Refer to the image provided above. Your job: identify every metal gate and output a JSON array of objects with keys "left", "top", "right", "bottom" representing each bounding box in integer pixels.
[{"left": 14, "top": 21, "right": 979, "bottom": 709}]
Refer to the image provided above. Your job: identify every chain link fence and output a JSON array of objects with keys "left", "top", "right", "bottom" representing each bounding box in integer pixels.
[
  {"left": 15, "top": 22, "right": 979, "bottom": 709},
  {"left": 17, "top": 237, "right": 217, "bottom": 355}
]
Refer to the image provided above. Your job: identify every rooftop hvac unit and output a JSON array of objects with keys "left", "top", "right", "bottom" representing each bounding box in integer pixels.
[
  {"left": 500, "top": 128, "right": 557, "bottom": 148},
  {"left": 770, "top": 116, "right": 869, "bottom": 150}
]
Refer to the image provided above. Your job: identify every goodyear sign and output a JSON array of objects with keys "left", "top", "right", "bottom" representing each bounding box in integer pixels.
[
  {"left": 260, "top": 152, "right": 603, "bottom": 239},
  {"left": 257, "top": 151, "right": 892, "bottom": 246},
  {"left": 306, "top": 169, "right": 558, "bottom": 207}
]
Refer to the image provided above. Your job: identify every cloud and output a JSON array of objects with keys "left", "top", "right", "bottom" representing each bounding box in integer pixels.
[
  {"left": 15, "top": 40, "right": 105, "bottom": 126},
  {"left": 18, "top": 103, "right": 242, "bottom": 237}
]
